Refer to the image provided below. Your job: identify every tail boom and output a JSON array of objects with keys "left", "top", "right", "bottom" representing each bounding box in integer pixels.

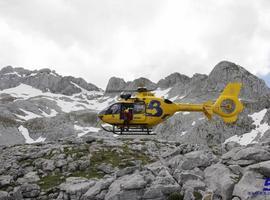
[{"left": 175, "top": 82, "right": 243, "bottom": 123}]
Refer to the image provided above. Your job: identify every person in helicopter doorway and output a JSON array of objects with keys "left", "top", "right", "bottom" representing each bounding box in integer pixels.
[{"left": 123, "top": 107, "right": 133, "bottom": 131}]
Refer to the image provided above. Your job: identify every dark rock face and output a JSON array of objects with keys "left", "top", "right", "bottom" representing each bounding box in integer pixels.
[
  {"left": 105, "top": 77, "right": 127, "bottom": 92},
  {"left": 0, "top": 66, "right": 100, "bottom": 95},
  {"left": 204, "top": 61, "right": 270, "bottom": 99},
  {"left": 155, "top": 61, "right": 270, "bottom": 145},
  {"left": 157, "top": 72, "right": 190, "bottom": 89},
  {"left": 105, "top": 77, "right": 157, "bottom": 93},
  {"left": 125, "top": 77, "right": 157, "bottom": 90}
]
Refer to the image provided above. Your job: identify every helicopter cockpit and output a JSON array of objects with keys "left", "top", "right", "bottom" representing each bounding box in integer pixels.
[{"left": 98, "top": 102, "right": 146, "bottom": 120}]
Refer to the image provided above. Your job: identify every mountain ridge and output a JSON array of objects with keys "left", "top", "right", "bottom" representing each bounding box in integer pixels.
[
  {"left": 0, "top": 60, "right": 270, "bottom": 146},
  {"left": 2, "top": 61, "right": 269, "bottom": 99},
  {"left": 1, "top": 61, "right": 270, "bottom": 200}
]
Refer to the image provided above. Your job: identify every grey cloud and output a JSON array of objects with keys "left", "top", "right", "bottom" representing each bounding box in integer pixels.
[{"left": 0, "top": 0, "right": 270, "bottom": 89}]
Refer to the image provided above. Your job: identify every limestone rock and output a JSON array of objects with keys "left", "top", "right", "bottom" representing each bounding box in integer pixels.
[
  {"left": 0, "top": 175, "right": 12, "bottom": 188},
  {"left": 20, "top": 183, "right": 41, "bottom": 198},
  {"left": 82, "top": 177, "right": 114, "bottom": 199},
  {"left": 204, "top": 163, "right": 239, "bottom": 200},
  {"left": 59, "top": 177, "right": 95, "bottom": 199},
  {"left": 233, "top": 171, "right": 265, "bottom": 200}
]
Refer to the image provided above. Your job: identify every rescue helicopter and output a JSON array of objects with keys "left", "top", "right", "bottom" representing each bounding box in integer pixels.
[{"left": 98, "top": 82, "right": 244, "bottom": 135}]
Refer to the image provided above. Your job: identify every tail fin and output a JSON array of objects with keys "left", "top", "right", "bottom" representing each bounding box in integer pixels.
[{"left": 203, "top": 83, "right": 244, "bottom": 123}]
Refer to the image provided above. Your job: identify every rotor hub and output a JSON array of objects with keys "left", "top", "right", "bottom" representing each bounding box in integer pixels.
[{"left": 220, "top": 99, "right": 236, "bottom": 114}]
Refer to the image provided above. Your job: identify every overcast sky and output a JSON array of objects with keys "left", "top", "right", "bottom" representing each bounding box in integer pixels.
[{"left": 0, "top": 0, "right": 270, "bottom": 89}]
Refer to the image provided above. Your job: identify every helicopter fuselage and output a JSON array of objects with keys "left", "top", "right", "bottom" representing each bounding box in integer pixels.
[
  {"left": 98, "top": 92, "right": 180, "bottom": 128},
  {"left": 98, "top": 83, "right": 244, "bottom": 132}
]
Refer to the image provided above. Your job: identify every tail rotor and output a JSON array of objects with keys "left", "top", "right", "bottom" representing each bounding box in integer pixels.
[{"left": 212, "top": 83, "right": 244, "bottom": 123}]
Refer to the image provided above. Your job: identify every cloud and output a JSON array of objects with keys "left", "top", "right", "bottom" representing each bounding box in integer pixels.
[{"left": 0, "top": 0, "right": 270, "bottom": 88}]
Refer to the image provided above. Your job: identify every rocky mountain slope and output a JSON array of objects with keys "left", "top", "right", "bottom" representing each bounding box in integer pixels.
[
  {"left": 1, "top": 61, "right": 270, "bottom": 199},
  {"left": 1, "top": 134, "right": 270, "bottom": 200}
]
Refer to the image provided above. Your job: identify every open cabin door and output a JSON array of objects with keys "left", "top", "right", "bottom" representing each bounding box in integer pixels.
[
  {"left": 132, "top": 102, "right": 146, "bottom": 123},
  {"left": 120, "top": 102, "right": 146, "bottom": 123}
]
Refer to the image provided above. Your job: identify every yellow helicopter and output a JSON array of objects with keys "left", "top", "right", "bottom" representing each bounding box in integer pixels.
[{"left": 98, "top": 82, "right": 244, "bottom": 135}]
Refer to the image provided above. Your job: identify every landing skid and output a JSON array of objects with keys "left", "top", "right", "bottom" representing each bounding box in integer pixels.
[{"left": 101, "top": 124, "right": 155, "bottom": 135}]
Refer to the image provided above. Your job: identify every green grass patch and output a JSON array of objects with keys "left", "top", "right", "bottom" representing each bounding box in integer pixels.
[
  {"left": 64, "top": 145, "right": 89, "bottom": 160},
  {"left": 168, "top": 192, "right": 184, "bottom": 200},
  {"left": 231, "top": 175, "right": 241, "bottom": 183},
  {"left": 70, "top": 168, "right": 104, "bottom": 179},
  {"left": 19, "top": 158, "right": 34, "bottom": 167},
  {"left": 38, "top": 173, "right": 64, "bottom": 190},
  {"left": 193, "top": 191, "right": 202, "bottom": 200},
  {"left": 90, "top": 144, "right": 153, "bottom": 169}
]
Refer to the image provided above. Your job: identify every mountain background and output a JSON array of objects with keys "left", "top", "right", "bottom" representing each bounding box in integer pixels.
[
  {"left": 0, "top": 60, "right": 270, "bottom": 146},
  {"left": 1, "top": 61, "right": 270, "bottom": 200}
]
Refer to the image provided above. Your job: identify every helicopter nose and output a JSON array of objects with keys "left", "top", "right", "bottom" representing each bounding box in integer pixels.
[{"left": 98, "top": 114, "right": 103, "bottom": 120}]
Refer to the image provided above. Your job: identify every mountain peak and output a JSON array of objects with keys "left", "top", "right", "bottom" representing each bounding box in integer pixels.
[
  {"left": 0, "top": 66, "right": 100, "bottom": 95},
  {"left": 206, "top": 61, "right": 270, "bottom": 98},
  {"left": 157, "top": 72, "right": 190, "bottom": 89},
  {"left": 105, "top": 77, "right": 126, "bottom": 92}
]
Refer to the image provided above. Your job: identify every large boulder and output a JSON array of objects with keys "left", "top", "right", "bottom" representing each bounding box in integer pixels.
[
  {"left": 222, "top": 146, "right": 270, "bottom": 166},
  {"left": 0, "top": 175, "right": 13, "bottom": 188},
  {"left": 167, "top": 150, "right": 217, "bottom": 172},
  {"left": 143, "top": 168, "right": 180, "bottom": 198},
  {"left": 82, "top": 176, "right": 114, "bottom": 199},
  {"left": 20, "top": 183, "right": 41, "bottom": 198},
  {"left": 233, "top": 171, "right": 266, "bottom": 200},
  {"left": 246, "top": 160, "right": 270, "bottom": 177},
  {"left": 204, "top": 163, "right": 239, "bottom": 200},
  {"left": 58, "top": 177, "right": 95, "bottom": 200},
  {"left": 105, "top": 173, "right": 146, "bottom": 200}
]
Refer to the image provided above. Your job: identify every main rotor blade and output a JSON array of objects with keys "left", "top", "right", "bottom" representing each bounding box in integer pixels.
[{"left": 105, "top": 88, "right": 156, "bottom": 93}]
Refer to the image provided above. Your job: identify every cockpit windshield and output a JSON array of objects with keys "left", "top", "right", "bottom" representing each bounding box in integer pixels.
[{"left": 99, "top": 103, "right": 121, "bottom": 115}]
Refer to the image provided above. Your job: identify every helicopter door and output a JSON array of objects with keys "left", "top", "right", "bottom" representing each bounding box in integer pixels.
[{"left": 132, "top": 102, "right": 146, "bottom": 122}]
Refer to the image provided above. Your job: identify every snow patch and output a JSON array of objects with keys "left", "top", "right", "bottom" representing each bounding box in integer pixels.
[
  {"left": 225, "top": 109, "right": 270, "bottom": 145},
  {"left": 183, "top": 112, "right": 190, "bottom": 115},
  {"left": 18, "top": 125, "right": 46, "bottom": 144},
  {"left": 0, "top": 83, "right": 112, "bottom": 114},
  {"left": 39, "top": 109, "right": 58, "bottom": 117},
  {"left": 4, "top": 71, "right": 21, "bottom": 77},
  {"left": 180, "top": 131, "right": 187, "bottom": 136},
  {"left": 0, "top": 84, "right": 43, "bottom": 99},
  {"left": 192, "top": 121, "right": 196, "bottom": 126},
  {"left": 170, "top": 95, "right": 186, "bottom": 101},
  {"left": 16, "top": 109, "right": 42, "bottom": 120},
  {"left": 74, "top": 125, "right": 100, "bottom": 137},
  {"left": 154, "top": 88, "right": 171, "bottom": 98}
]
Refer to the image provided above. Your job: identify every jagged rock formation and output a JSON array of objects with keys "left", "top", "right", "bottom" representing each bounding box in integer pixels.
[
  {"left": 0, "top": 66, "right": 100, "bottom": 95},
  {"left": 105, "top": 77, "right": 157, "bottom": 93},
  {"left": 0, "top": 66, "right": 106, "bottom": 145},
  {"left": 155, "top": 61, "right": 270, "bottom": 145},
  {"left": 157, "top": 72, "right": 190, "bottom": 89},
  {"left": 1, "top": 61, "right": 270, "bottom": 199}
]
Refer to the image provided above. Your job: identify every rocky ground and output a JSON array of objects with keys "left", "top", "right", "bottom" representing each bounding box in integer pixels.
[{"left": 1, "top": 133, "right": 270, "bottom": 200}]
